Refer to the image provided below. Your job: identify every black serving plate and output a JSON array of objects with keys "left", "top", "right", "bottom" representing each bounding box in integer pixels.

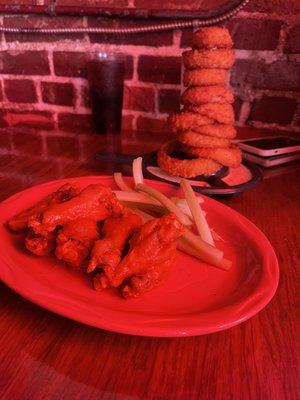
[{"left": 95, "top": 151, "right": 262, "bottom": 197}]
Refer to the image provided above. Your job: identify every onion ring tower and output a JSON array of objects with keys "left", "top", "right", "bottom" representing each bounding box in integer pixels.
[{"left": 158, "top": 27, "right": 242, "bottom": 179}]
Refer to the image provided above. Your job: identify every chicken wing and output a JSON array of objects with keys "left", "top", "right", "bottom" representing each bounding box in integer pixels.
[
  {"left": 7, "top": 182, "right": 80, "bottom": 232},
  {"left": 55, "top": 218, "right": 100, "bottom": 268},
  {"left": 89, "top": 212, "right": 143, "bottom": 290},
  {"left": 25, "top": 229, "right": 56, "bottom": 256},
  {"left": 29, "top": 184, "right": 123, "bottom": 236},
  {"left": 104, "top": 213, "right": 184, "bottom": 298}
]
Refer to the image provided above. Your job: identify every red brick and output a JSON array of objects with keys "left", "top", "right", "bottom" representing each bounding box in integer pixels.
[
  {"left": 4, "top": 79, "right": 37, "bottom": 103},
  {"left": 12, "top": 132, "right": 43, "bottom": 155},
  {"left": 122, "top": 114, "right": 134, "bottom": 131},
  {"left": 231, "top": 59, "right": 300, "bottom": 91},
  {"left": 0, "top": 0, "right": 41, "bottom": 4},
  {"left": 138, "top": 56, "right": 181, "bottom": 84},
  {"left": 0, "top": 51, "right": 50, "bottom": 76},
  {"left": 46, "top": 135, "right": 80, "bottom": 158},
  {"left": 56, "top": 0, "right": 128, "bottom": 6},
  {"left": 58, "top": 113, "right": 94, "bottom": 133},
  {"left": 226, "top": 18, "right": 282, "bottom": 51},
  {"left": 249, "top": 96, "right": 297, "bottom": 125},
  {"left": 0, "top": 0, "right": 50, "bottom": 4},
  {"left": 3, "top": 16, "right": 84, "bottom": 43},
  {"left": 0, "top": 110, "right": 55, "bottom": 130},
  {"left": 124, "top": 56, "right": 134, "bottom": 80},
  {"left": 54, "top": 52, "right": 87, "bottom": 78},
  {"left": 182, "top": 20, "right": 283, "bottom": 50},
  {"left": 244, "top": 0, "right": 300, "bottom": 14},
  {"left": 88, "top": 17, "right": 173, "bottom": 46},
  {"left": 284, "top": 25, "right": 300, "bottom": 54},
  {"left": 54, "top": 52, "right": 133, "bottom": 80},
  {"left": 158, "top": 89, "right": 181, "bottom": 113},
  {"left": 0, "top": 0, "right": 51, "bottom": 7},
  {"left": 41, "top": 82, "right": 75, "bottom": 106},
  {"left": 123, "top": 86, "right": 155, "bottom": 112},
  {"left": 180, "top": 28, "right": 193, "bottom": 48},
  {"left": 136, "top": 116, "right": 168, "bottom": 132},
  {"left": 0, "top": 131, "right": 12, "bottom": 151},
  {"left": 134, "top": 0, "right": 209, "bottom": 10},
  {"left": 0, "top": 110, "right": 8, "bottom": 128},
  {"left": 0, "top": 1, "right": 50, "bottom": 16}
]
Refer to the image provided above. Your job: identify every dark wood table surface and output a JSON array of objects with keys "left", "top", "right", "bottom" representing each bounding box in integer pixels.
[{"left": 0, "top": 126, "right": 299, "bottom": 400}]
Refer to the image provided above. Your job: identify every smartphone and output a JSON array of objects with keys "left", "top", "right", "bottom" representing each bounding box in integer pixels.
[
  {"left": 242, "top": 151, "right": 300, "bottom": 167},
  {"left": 237, "top": 136, "right": 300, "bottom": 157}
]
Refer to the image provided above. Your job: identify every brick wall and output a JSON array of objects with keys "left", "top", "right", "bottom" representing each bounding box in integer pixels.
[{"left": 0, "top": 0, "right": 299, "bottom": 135}]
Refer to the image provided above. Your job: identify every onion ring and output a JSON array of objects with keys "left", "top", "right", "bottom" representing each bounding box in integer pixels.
[
  {"left": 168, "top": 112, "right": 213, "bottom": 132},
  {"left": 183, "top": 68, "right": 228, "bottom": 87},
  {"left": 178, "top": 131, "right": 230, "bottom": 148},
  {"left": 181, "top": 86, "right": 234, "bottom": 105},
  {"left": 183, "top": 49, "right": 235, "bottom": 69},
  {"left": 192, "top": 27, "right": 233, "bottom": 49},
  {"left": 181, "top": 145, "right": 242, "bottom": 167},
  {"left": 157, "top": 142, "right": 221, "bottom": 178},
  {"left": 192, "top": 124, "right": 237, "bottom": 139},
  {"left": 185, "top": 103, "right": 234, "bottom": 124}
]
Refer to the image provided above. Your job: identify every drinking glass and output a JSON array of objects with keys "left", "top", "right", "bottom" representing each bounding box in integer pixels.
[{"left": 87, "top": 52, "right": 125, "bottom": 135}]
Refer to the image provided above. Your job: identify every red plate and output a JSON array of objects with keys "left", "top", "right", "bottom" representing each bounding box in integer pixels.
[{"left": 0, "top": 176, "right": 279, "bottom": 337}]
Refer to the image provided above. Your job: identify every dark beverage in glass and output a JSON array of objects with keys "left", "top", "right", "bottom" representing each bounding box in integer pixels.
[{"left": 87, "top": 52, "right": 125, "bottom": 135}]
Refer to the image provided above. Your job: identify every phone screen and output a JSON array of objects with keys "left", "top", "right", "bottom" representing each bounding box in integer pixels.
[{"left": 244, "top": 137, "right": 300, "bottom": 150}]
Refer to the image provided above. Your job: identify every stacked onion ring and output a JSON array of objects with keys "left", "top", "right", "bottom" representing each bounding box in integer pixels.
[{"left": 158, "top": 27, "right": 242, "bottom": 178}]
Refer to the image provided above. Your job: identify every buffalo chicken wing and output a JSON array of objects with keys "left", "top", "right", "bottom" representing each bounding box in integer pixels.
[
  {"left": 7, "top": 182, "right": 80, "bottom": 232},
  {"left": 55, "top": 218, "right": 100, "bottom": 268},
  {"left": 90, "top": 211, "right": 143, "bottom": 290},
  {"left": 89, "top": 211, "right": 142, "bottom": 272},
  {"left": 25, "top": 229, "right": 56, "bottom": 256},
  {"left": 29, "top": 184, "right": 123, "bottom": 236},
  {"left": 102, "top": 213, "right": 184, "bottom": 298}
]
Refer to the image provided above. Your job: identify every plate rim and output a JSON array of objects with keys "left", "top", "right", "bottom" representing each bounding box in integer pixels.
[{"left": 0, "top": 175, "right": 279, "bottom": 337}]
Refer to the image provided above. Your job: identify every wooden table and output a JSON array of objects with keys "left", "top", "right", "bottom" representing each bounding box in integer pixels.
[{"left": 0, "top": 127, "right": 299, "bottom": 400}]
